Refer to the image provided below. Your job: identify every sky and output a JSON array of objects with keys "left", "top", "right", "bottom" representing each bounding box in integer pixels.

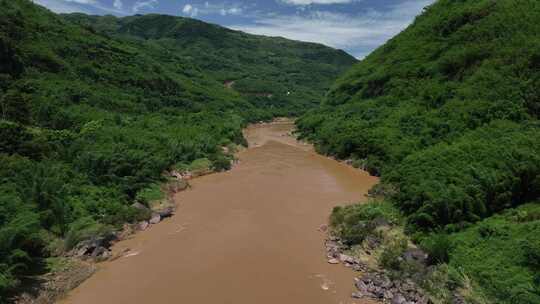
[{"left": 34, "top": 0, "right": 435, "bottom": 58}]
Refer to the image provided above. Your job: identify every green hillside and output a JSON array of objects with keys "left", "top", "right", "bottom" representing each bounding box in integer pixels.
[
  {"left": 297, "top": 0, "right": 540, "bottom": 228},
  {"left": 297, "top": 0, "right": 540, "bottom": 302},
  {"left": 63, "top": 13, "right": 357, "bottom": 117},
  {"left": 0, "top": 0, "right": 354, "bottom": 298}
]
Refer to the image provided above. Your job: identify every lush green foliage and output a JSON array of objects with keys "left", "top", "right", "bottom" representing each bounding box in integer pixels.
[
  {"left": 447, "top": 202, "right": 540, "bottom": 303},
  {"left": 330, "top": 200, "right": 402, "bottom": 245},
  {"left": 307, "top": 1, "right": 540, "bottom": 303},
  {"left": 330, "top": 200, "right": 540, "bottom": 303},
  {"left": 297, "top": 0, "right": 540, "bottom": 230},
  {"left": 390, "top": 121, "right": 540, "bottom": 230},
  {"left": 63, "top": 13, "right": 357, "bottom": 118},
  {"left": 0, "top": 0, "right": 355, "bottom": 298}
]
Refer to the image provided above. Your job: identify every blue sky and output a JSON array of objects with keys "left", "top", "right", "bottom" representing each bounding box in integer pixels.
[{"left": 34, "top": 0, "right": 435, "bottom": 58}]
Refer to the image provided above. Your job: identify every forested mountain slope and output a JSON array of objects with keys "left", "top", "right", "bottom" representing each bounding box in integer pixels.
[
  {"left": 297, "top": 0, "right": 540, "bottom": 302},
  {"left": 63, "top": 13, "right": 357, "bottom": 116},
  {"left": 0, "top": 0, "right": 354, "bottom": 298},
  {"left": 298, "top": 0, "right": 540, "bottom": 228}
]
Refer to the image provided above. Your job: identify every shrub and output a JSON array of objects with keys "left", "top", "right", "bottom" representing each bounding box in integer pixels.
[
  {"left": 379, "top": 237, "right": 408, "bottom": 270},
  {"left": 330, "top": 201, "right": 402, "bottom": 245},
  {"left": 522, "top": 237, "right": 540, "bottom": 270},
  {"left": 421, "top": 233, "right": 453, "bottom": 264},
  {"left": 64, "top": 217, "right": 112, "bottom": 251},
  {"left": 135, "top": 183, "right": 165, "bottom": 205}
]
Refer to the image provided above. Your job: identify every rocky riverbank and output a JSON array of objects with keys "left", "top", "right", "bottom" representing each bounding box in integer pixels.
[
  {"left": 325, "top": 235, "right": 429, "bottom": 304},
  {"left": 12, "top": 171, "right": 196, "bottom": 304}
]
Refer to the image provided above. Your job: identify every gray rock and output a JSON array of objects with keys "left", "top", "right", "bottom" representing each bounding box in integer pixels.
[
  {"left": 318, "top": 224, "right": 328, "bottom": 232},
  {"left": 156, "top": 206, "right": 175, "bottom": 218},
  {"left": 327, "top": 258, "right": 340, "bottom": 264},
  {"left": 402, "top": 280, "right": 415, "bottom": 292},
  {"left": 392, "top": 294, "right": 407, "bottom": 304},
  {"left": 339, "top": 254, "right": 355, "bottom": 264},
  {"left": 352, "top": 264, "right": 365, "bottom": 272},
  {"left": 351, "top": 292, "right": 364, "bottom": 299},
  {"left": 138, "top": 221, "right": 149, "bottom": 231},
  {"left": 91, "top": 246, "right": 107, "bottom": 258},
  {"left": 72, "top": 233, "right": 116, "bottom": 258},
  {"left": 355, "top": 280, "right": 368, "bottom": 293},
  {"left": 131, "top": 202, "right": 150, "bottom": 212},
  {"left": 149, "top": 213, "right": 161, "bottom": 224}
]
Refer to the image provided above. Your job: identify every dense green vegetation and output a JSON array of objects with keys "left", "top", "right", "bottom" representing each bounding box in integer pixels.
[
  {"left": 448, "top": 202, "right": 540, "bottom": 303},
  {"left": 0, "top": 0, "right": 354, "bottom": 299},
  {"left": 299, "top": 0, "right": 540, "bottom": 302},
  {"left": 298, "top": 0, "right": 540, "bottom": 229},
  {"left": 330, "top": 201, "right": 540, "bottom": 303},
  {"left": 63, "top": 13, "right": 357, "bottom": 118}
]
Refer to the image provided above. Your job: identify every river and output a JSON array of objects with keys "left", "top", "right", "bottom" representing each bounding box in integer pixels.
[{"left": 59, "top": 120, "right": 379, "bottom": 304}]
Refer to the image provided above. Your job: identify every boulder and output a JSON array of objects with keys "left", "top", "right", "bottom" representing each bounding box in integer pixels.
[
  {"left": 149, "top": 213, "right": 161, "bottom": 224},
  {"left": 91, "top": 246, "right": 112, "bottom": 261},
  {"left": 351, "top": 292, "right": 363, "bottom": 299},
  {"left": 72, "top": 233, "right": 116, "bottom": 258},
  {"left": 327, "top": 258, "right": 340, "bottom": 264},
  {"left": 355, "top": 280, "right": 368, "bottom": 293},
  {"left": 138, "top": 221, "right": 149, "bottom": 231},
  {"left": 380, "top": 276, "right": 392, "bottom": 288},
  {"left": 352, "top": 264, "right": 366, "bottom": 272},
  {"left": 391, "top": 294, "right": 407, "bottom": 304},
  {"left": 131, "top": 202, "right": 150, "bottom": 212},
  {"left": 402, "top": 279, "right": 415, "bottom": 291},
  {"left": 339, "top": 254, "right": 355, "bottom": 264},
  {"left": 156, "top": 206, "right": 175, "bottom": 218}
]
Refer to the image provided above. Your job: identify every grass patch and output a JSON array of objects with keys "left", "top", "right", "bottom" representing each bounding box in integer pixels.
[{"left": 135, "top": 183, "right": 165, "bottom": 205}]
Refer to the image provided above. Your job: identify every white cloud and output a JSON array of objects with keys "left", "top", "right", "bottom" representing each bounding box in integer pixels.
[
  {"left": 182, "top": 3, "right": 243, "bottom": 17},
  {"left": 232, "top": 0, "right": 433, "bottom": 58},
  {"left": 220, "top": 7, "right": 242, "bottom": 16},
  {"left": 132, "top": 0, "right": 158, "bottom": 13},
  {"left": 64, "top": 0, "right": 96, "bottom": 3},
  {"left": 35, "top": 0, "right": 126, "bottom": 14},
  {"left": 113, "top": 0, "right": 123, "bottom": 10},
  {"left": 182, "top": 4, "right": 198, "bottom": 17},
  {"left": 182, "top": 4, "right": 193, "bottom": 13},
  {"left": 280, "top": 0, "right": 354, "bottom": 5}
]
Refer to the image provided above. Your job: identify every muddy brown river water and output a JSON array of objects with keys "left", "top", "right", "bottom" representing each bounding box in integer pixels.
[{"left": 60, "top": 120, "right": 379, "bottom": 304}]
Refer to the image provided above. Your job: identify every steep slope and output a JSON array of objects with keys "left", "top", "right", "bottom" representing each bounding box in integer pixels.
[
  {"left": 63, "top": 13, "right": 357, "bottom": 117},
  {"left": 297, "top": 1, "right": 540, "bottom": 302},
  {"left": 298, "top": 0, "right": 540, "bottom": 226}
]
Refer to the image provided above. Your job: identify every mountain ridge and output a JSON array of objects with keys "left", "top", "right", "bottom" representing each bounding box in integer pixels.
[{"left": 63, "top": 12, "right": 357, "bottom": 117}]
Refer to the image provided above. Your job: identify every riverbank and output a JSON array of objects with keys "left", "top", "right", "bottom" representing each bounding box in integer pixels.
[
  {"left": 12, "top": 175, "right": 192, "bottom": 304},
  {"left": 13, "top": 118, "right": 382, "bottom": 304},
  {"left": 51, "top": 119, "right": 378, "bottom": 304},
  {"left": 12, "top": 147, "right": 229, "bottom": 303}
]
